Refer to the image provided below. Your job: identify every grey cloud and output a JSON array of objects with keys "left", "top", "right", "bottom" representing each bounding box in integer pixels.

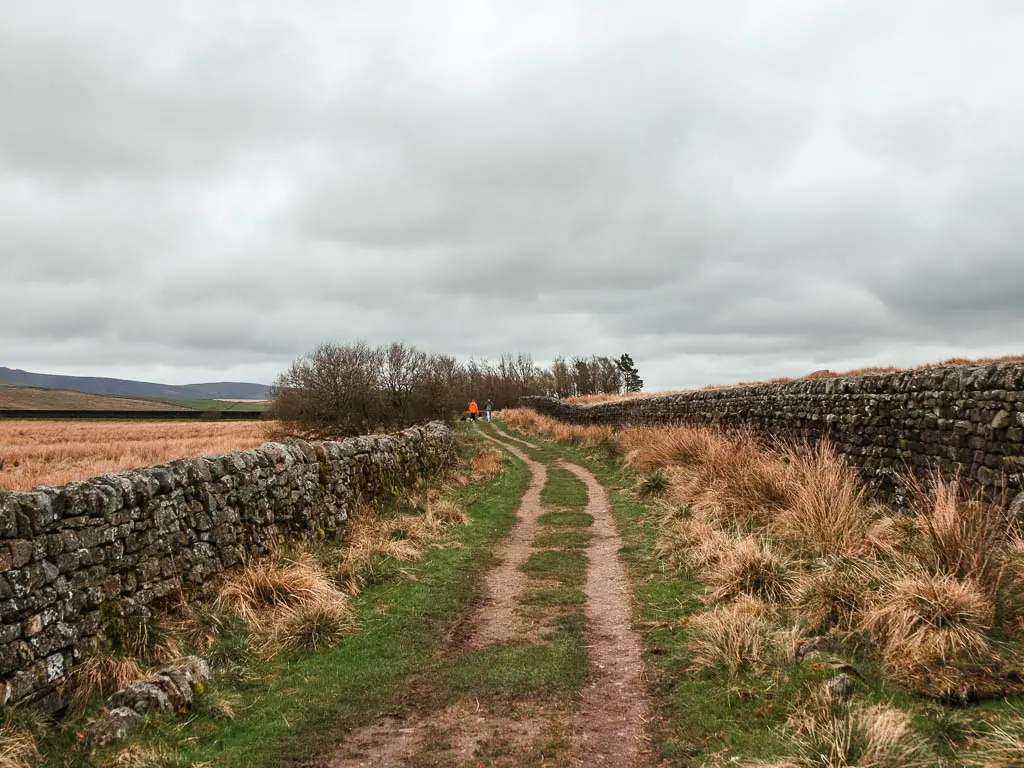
[{"left": 2, "top": 0, "right": 1023, "bottom": 390}]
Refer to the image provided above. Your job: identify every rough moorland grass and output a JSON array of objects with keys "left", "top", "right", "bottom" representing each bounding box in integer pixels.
[
  {"left": 495, "top": 421, "right": 1024, "bottom": 767},
  {"left": 39, "top": 427, "right": 530, "bottom": 768}
]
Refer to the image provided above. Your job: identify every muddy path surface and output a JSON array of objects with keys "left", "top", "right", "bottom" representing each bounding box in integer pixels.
[{"left": 313, "top": 428, "right": 650, "bottom": 767}]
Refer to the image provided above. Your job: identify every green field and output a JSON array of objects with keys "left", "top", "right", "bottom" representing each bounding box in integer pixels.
[{"left": 146, "top": 397, "right": 268, "bottom": 412}]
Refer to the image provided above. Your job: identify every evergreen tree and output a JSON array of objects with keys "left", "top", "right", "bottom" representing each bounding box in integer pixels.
[{"left": 615, "top": 353, "right": 643, "bottom": 393}]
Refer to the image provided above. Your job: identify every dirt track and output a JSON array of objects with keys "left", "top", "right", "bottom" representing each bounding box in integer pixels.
[{"left": 317, "top": 428, "right": 650, "bottom": 767}]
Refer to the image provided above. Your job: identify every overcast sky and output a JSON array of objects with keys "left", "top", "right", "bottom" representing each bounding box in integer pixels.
[{"left": 2, "top": 1, "right": 1023, "bottom": 390}]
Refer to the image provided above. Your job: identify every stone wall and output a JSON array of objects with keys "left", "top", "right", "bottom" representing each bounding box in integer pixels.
[
  {"left": 522, "top": 363, "right": 1024, "bottom": 505},
  {"left": 0, "top": 422, "right": 455, "bottom": 710}
]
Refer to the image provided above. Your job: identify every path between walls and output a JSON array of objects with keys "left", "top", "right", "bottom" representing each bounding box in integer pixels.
[{"left": 314, "top": 428, "right": 650, "bottom": 767}]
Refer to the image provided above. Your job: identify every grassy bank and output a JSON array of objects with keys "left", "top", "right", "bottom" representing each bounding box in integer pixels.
[{"left": 487, "top": 417, "right": 1024, "bottom": 767}]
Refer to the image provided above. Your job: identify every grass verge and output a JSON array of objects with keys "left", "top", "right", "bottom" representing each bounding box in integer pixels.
[
  {"left": 38, "top": 427, "right": 529, "bottom": 768},
  {"left": 494, "top": 417, "right": 1024, "bottom": 767}
]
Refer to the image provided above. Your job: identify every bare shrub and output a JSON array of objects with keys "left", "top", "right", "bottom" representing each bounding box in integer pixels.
[
  {"left": 267, "top": 341, "right": 386, "bottom": 436},
  {"left": 704, "top": 537, "right": 795, "bottom": 604},
  {"left": 268, "top": 342, "right": 567, "bottom": 437}
]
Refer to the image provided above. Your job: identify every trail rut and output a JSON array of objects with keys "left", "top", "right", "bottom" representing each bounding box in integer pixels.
[
  {"left": 472, "top": 433, "right": 547, "bottom": 645},
  {"left": 561, "top": 459, "right": 650, "bottom": 766}
]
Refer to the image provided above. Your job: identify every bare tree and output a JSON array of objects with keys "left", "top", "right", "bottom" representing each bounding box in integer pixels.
[{"left": 267, "top": 341, "right": 384, "bottom": 436}]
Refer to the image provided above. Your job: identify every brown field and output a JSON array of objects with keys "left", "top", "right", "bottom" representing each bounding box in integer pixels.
[
  {"left": 0, "top": 420, "right": 272, "bottom": 492},
  {"left": 0, "top": 384, "right": 180, "bottom": 411},
  {"left": 566, "top": 353, "right": 1024, "bottom": 405}
]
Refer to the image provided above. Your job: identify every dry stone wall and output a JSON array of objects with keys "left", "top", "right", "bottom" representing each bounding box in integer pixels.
[
  {"left": 522, "top": 363, "right": 1024, "bottom": 506},
  {"left": 0, "top": 422, "right": 455, "bottom": 711}
]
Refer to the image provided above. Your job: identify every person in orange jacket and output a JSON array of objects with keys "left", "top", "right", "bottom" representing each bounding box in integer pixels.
[{"left": 468, "top": 400, "right": 479, "bottom": 421}]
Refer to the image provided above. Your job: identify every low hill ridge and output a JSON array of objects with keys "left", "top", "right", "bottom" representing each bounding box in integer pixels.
[{"left": 0, "top": 367, "right": 272, "bottom": 401}]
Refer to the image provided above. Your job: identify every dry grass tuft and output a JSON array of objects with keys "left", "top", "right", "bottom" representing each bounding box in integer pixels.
[
  {"left": 671, "top": 431, "right": 797, "bottom": 532},
  {"left": 336, "top": 509, "right": 425, "bottom": 593},
  {"left": 269, "top": 599, "right": 356, "bottom": 655},
  {"left": 1001, "top": 535, "right": 1024, "bottom": 629},
  {"left": 637, "top": 469, "right": 670, "bottom": 498},
  {"left": 62, "top": 655, "right": 145, "bottom": 716},
  {"left": 686, "top": 596, "right": 782, "bottom": 674},
  {"left": 0, "top": 722, "right": 38, "bottom": 768},
  {"left": 774, "top": 442, "right": 872, "bottom": 557},
  {"left": 426, "top": 493, "right": 469, "bottom": 528},
  {"left": 500, "top": 409, "right": 616, "bottom": 447},
  {"left": 785, "top": 689, "right": 937, "bottom": 767},
  {"left": 865, "top": 514, "right": 919, "bottom": 558},
  {"left": 962, "top": 707, "right": 1024, "bottom": 767},
  {"left": 217, "top": 552, "right": 352, "bottom": 643},
  {"left": 861, "top": 573, "right": 994, "bottom": 696},
  {"left": 472, "top": 448, "right": 504, "bottom": 481},
  {"left": 619, "top": 426, "right": 719, "bottom": 470},
  {"left": 790, "top": 558, "right": 885, "bottom": 635},
  {"left": 704, "top": 537, "right": 795, "bottom": 604},
  {"left": 336, "top": 493, "right": 469, "bottom": 593},
  {"left": 907, "top": 472, "right": 1009, "bottom": 593},
  {"left": 100, "top": 745, "right": 167, "bottom": 768},
  {"left": 655, "top": 512, "right": 735, "bottom": 571},
  {"left": 165, "top": 601, "right": 231, "bottom": 656}
]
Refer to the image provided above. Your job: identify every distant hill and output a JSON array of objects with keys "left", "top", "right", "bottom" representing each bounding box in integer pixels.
[
  {"left": 0, "top": 367, "right": 273, "bottom": 401},
  {"left": 0, "top": 385, "right": 183, "bottom": 411}
]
